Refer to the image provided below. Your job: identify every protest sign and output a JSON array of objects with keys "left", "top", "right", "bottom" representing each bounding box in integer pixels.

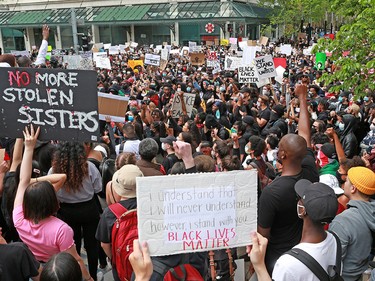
[
  {"left": 137, "top": 170, "right": 258, "bottom": 256},
  {"left": 170, "top": 49, "right": 180, "bottom": 55},
  {"left": 298, "top": 32, "right": 306, "bottom": 39},
  {"left": 130, "top": 42, "right": 139, "bottom": 48},
  {"left": 95, "top": 57, "right": 111, "bottom": 70},
  {"left": 207, "top": 59, "right": 219, "bottom": 68},
  {"left": 188, "top": 41, "right": 197, "bottom": 53},
  {"left": 108, "top": 46, "right": 119, "bottom": 55},
  {"left": 238, "top": 66, "right": 260, "bottom": 84},
  {"left": 145, "top": 54, "right": 161, "bottom": 66},
  {"left": 279, "top": 44, "right": 292, "bottom": 56},
  {"left": 224, "top": 56, "right": 242, "bottom": 71},
  {"left": 93, "top": 52, "right": 107, "bottom": 62},
  {"left": 247, "top": 40, "right": 257, "bottom": 46},
  {"left": 171, "top": 93, "right": 196, "bottom": 118},
  {"left": 315, "top": 52, "right": 326, "bottom": 70},
  {"left": 254, "top": 55, "right": 276, "bottom": 79},
  {"left": 273, "top": 57, "right": 287, "bottom": 69},
  {"left": 93, "top": 43, "right": 104, "bottom": 50},
  {"left": 275, "top": 66, "right": 286, "bottom": 84},
  {"left": 159, "top": 59, "right": 168, "bottom": 71},
  {"left": 10, "top": 50, "right": 29, "bottom": 57},
  {"left": 160, "top": 49, "right": 169, "bottom": 61},
  {"left": 190, "top": 53, "right": 205, "bottom": 66},
  {"left": 229, "top": 38, "right": 238, "bottom": 45},
  {"left": 242, "top": 46, "right": 257, "bottom": 66},
  {"left": 0, "top": 67, "right": 99, "bottom": 142},
  {"left": 259, "top": 36, "right": 269, "bottom": 46},
  {"left": 220, "top": 39, "right": 229, "bottom": 46},
  {"left": 63, "top": 55, "right": 81, "bottom": 70},
  {"left": 98, "top": 93, "right": 129, "bottom": 122},
  {"left": 103, "top": 43, "right": 111, "bottom": 50},
  {"left": 127, "top": 60, "right": 144, "bottom": 69}
]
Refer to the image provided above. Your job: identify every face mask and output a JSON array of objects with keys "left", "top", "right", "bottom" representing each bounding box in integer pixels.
[
  {"left": 162, "top": 73, "right": 167, "bottom": 77},
  {"left": 338, "top": 122, "right": 345, "bottom": 131},
  {"left": 128, "top": 115, "right": 134, "bottom": 122},
  {"left": 256, "top": 101, "right": 261, "bottom": 108},
  {"left": 295, "top": 107, "right": 300, "bottom": 113},
  {"left": 364, "top": 97, "right": 369, "bottom": 102},
  {"left": 370, "top": 124, "right": 375, "bottom": 131},
  {"left": 297, "top": 203, "right": 305, "bottom": 219},
  {"left": 186, "top": 87, "right": 191, "bottom": 92},
  {"left": 215, "top": 110, "right": 221, "bottom": 119},
  {"left": 311, "top": 127, "right": 317, "bottom": 135},
  {"left": 211, "top": 150, "right": 216, "bottom": 159},
  {"left": 220, "top": 87, "right": 226, "bottom": 92},
  {"left": 338, "top": 96, "right": 343, "bottom": 102},
  {"left": 336, "top": 170, "right": 346, "bottom": 185},
  {"left": 161, "top": 143, "right": 168, "bottom": 151}
]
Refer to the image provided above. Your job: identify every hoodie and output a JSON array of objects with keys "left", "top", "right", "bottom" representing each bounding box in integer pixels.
[
  {"left": 339, "top": 114, "right": 358, "bottom": 158},
  {"left": 329, "top": 200, "right": 375, "bottom": 281}
]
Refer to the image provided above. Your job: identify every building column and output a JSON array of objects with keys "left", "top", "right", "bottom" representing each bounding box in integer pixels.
[
  {"left": 173, "top": 22, "right": 179, "bottom": 45},
  {"left": 0, "top": 29, "right": 4, "bottom": 54},
  {"left": 130, "top": 24, "right": 135, "bottom": 42},
  {"left": 24, "top": 27, "right": 36, "bottom": 52},
  {"left": 55, "top": 26, "right": 62, "bottom": 49},
  {"left": 91, "top": 24, "right": 100, "bottom": 43},
  {"left": 258, "top": 24, "right": 261, "bottom": 39}
]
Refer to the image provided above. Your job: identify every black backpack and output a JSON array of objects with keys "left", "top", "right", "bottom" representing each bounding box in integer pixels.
[{"left": 284, "top": 231, "right": 344, "bottom": 281}]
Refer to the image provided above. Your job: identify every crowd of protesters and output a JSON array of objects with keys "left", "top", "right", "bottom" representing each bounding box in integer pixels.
[{"left": 0, "top": 24, "right": 375, "bottom": 281}]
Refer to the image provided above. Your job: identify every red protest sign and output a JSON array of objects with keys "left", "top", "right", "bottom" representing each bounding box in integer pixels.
[{"left": 273, "top": 58, "right": 287, "bottom": 69}]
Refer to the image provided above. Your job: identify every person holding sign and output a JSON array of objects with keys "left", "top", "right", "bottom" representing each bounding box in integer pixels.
[
  {"left": 12, "top": 125, "right": 93, "bottom": 281},
  {"left": 257, "top": 83, "right": 319, "bottom": 274}
]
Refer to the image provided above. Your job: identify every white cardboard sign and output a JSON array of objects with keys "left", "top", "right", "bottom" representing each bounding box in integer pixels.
[
  {"left": 254, "top": 55, "right": 276, "bottom": 79},
  {"left": 145, "top": 54, "right": 161, "bottom": 66},
  {"left": 137, "top": 170, "right": 258, "bottom": 256},
  {"left": 238, "top": 65, "right": 260, "bottom": 84},
  {"left": 171, "top": 93, "right": 196, "bottom": 118},
  {"left": 279, "top": 44, "right": 292, "bottom": 56},
  {"left": 95, "top": 57, "right": 111, "bottom": 70},
  {"left": 224, "top": 56, "right": 243, "bottom": 71}
]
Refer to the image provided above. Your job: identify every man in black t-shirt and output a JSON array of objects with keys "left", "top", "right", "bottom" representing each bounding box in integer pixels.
[
  {"left": 256, "top": 95, "right": 271, "bottom": 132},
  {"left": 257, "top": 83, "right": 319, "bottom": 274}
]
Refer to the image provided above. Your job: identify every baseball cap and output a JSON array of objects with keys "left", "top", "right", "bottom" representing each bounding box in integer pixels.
[
  {"left": 320, "top": 143, "right": 337, "bottom": 160},
  {"left": 319, "top": 174, "right": 344, "bottom": 195},
  {"left": 295, "top": 179, "right": 338, "bottom": 224},
  {"left": 112, "top": 165, "right": 144, "bottom": 198},
  {"left": 160, "top": 136, "right": 177, "bottom": 145}
]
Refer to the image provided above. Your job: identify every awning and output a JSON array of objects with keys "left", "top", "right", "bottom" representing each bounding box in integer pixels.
[{"left": 0, "top": 1, "right": 272, "bottom": 27}]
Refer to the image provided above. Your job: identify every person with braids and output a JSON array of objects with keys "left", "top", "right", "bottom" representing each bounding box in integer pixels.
[{"left": 50, "top": 142, "right": 102, "bottom": 281}]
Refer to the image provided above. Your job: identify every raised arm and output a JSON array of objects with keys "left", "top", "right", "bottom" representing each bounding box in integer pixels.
[
  {"left": 34, "top": 25, "right": 49, "bottom": 66},
  {"left": 325, "top": 128, "right": 346, "bottom": 163},
  {"left": 295, "top": 84, "right": 311, "bottom": 148},
  {"left": 13, "top": 125, "right": 40, "bottom": 209},
  {"left": 30, "top": 173, "right": 67, "bottom": 192},
  {"left": 10, "top": 138, "right": 24, "bottom": 172}
]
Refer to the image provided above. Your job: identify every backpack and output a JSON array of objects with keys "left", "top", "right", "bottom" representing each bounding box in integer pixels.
[
  {"left": 208, "top": 249, "right": 237, "bottom": 281},
  {"left": 109, "top": 203, "right": 138, "bottom": 281},
  {"left": 284, "top": 231, "right": 344, "bottom": 281},
  {"left": 153, "top": 258, "right": 204, "bottom": 281},
  {"left": 99, "top": 157, "right": 116, "bottom": 196}
]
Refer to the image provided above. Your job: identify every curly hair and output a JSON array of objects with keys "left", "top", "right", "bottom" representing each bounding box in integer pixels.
[{"left": 52, "top": 142, "right": 88, "bottom": 193}]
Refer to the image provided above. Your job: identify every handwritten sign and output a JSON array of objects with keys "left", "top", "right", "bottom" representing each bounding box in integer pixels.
[
  {"left": 128, "top": 60, "right": 144, "bottom": 69},
  {"left": 171, "top": 93, "right": 196, "bottom": 118},
  {"left": 145, "top": 54, "right": 161, "bottom": 66},
  {"left": 238, "top": 66, "right": 260, "bottom": 84},
  {"left": 224, "top": 56, "right": 242, "bottom": 71},
  {"left": 95, "top": 57, "right": 111, "bottom": 70},
  {"left": 190, "top": 53, "right": 205, "bottom": 66},
  {"left": 254, "top": 55, "right": 276, "bottom": 79},
  {"left": 136, "top": 170, "right": 258, "bottom": 256},
  {"left": 279, "top": 44, "right": 292, "bottom": 56},
  {"left": 98, "top": 93, "right": 129, "bottom": 122},
  {"left": 0, "top": 67, "right": 99, "bottom": 141},
  {"left": 188, "top": 41, "right": 197, "bottom": 53}
]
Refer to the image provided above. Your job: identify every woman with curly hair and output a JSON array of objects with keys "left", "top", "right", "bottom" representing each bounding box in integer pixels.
[{"left": 50, "top": 142, "right": 102, "bottom": 281}]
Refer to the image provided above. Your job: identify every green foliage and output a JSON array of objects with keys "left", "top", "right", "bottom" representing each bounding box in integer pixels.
[{"left": 314, "top": 0, "right": 375, "bottom": 96}]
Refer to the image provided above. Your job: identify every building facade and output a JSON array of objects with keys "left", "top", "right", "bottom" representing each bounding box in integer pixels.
[{"left": 0, "top": 0, "right": 271, "bottom": 53}]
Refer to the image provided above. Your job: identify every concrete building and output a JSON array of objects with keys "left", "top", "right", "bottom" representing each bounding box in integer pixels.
[{"left": 0, "top": 0, "right": 271, "bottom": 53}]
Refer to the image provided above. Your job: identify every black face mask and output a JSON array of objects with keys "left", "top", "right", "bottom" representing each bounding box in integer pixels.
[
  {"left": 311, "top": 127, "right": 317, "bottom": 135},
  {"left": 336, "top": 170, "right": 346, "bottom": 185}
]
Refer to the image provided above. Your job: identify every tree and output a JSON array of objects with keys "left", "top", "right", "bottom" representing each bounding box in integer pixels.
[{"left": 314, "top": 0, "right": 375, "bottom": 96}]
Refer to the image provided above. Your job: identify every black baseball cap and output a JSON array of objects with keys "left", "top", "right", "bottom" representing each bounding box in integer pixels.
[
  {"left": 160, "top": 136, "right": 177, "bottom": 145},
  {"left": 295, "top": 179, "right": 338, "bottom": 224}
]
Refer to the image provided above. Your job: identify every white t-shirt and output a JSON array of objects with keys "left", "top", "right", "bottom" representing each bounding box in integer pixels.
[
  {"left": 272, "top": 232, "right": 338, "bottom": 281},
  {"left": 115, "top": 139, "right": 141, "bottom": 159}
]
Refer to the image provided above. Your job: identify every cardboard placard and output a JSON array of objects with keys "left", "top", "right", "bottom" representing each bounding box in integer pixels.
[
  {"left": 214, "top": 39, "right": 219, "bottom": 46},
  {"left": 298, "top": 32, "right": 306, "bottom": 39},
  {"left": 220, "top": 39, "right": 229, "bottom": 46},
  {"left": 224, "top": 56, "right": 242, "bottom": 71},
  {"left": 238, "top": 65, "right": 260, "bottom": 84},
  {"left": 259, "top": 36, "right": 269, "bottom": 46},
  {"left": 93, "top": 52, "right": 107, "bottom": 62},
  {"left": 160, "top": 49, "right": 169, "bottom": 61},
  {"left": 171, "top": 93, "right": 196, "bottom": 118},
  {"left": 190, "top": 53, "right": 205, "bottom": 66},
  {"left": 95, "top": 57, "right": 111, "bottom": 70},
  {"left": 0, "top": 67, "right": 99, "bottom": 141},
  {"left": 108, "top": 46, "right": 119, "bottom": 55},
  {"left": 159, "top": 59, "right": 168, "bottom": 71},
  {"left": 98, "top": 93, "right": 129, "bottom": 122},
  {"left": 254, "top": 55, "right": 276, "bottom": 79},
  {"left": 229, "top": 38, "right": 238, "bottom": 45},
  {"left": 136, "top": 170, "right": 258, "bottom": 256},
  {"left": 103, "top": 43, "right": 111, "bottom": 50},
  {"left": 188, "top": 41, "right": 197, "bottom": 53},
  {"left": 130, "top": 42, "right": 139, "bottom": 48},
  {"left": 279, "top": 44, "right": 292, "bottom": 56},
  {"left": 127, "top": 60, "right": 144, "bottom": 70},
  {"left": 242, "top": 46, "right": 257, "bottom": 66},
  {"left": 10, "top": 50, "right": 29, "bottom": 57},
  {"left": 247, "top": 40, "right": 257, "bottom": 46},
  {"left": 145, "top": 54, "right": 161, "bottom": 66}
]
